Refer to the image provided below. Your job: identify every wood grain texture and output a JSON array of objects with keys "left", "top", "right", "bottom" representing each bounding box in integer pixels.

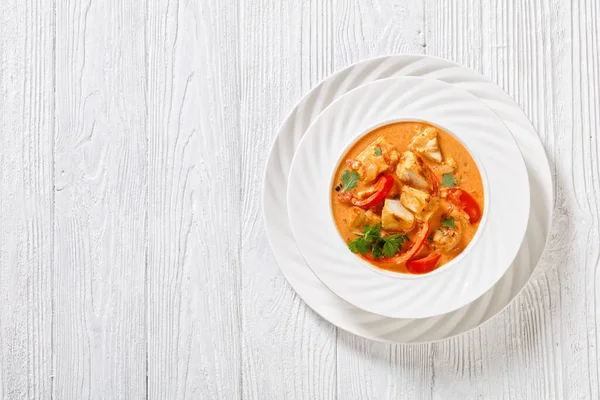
[
  {"left": 0, "top": 0, "right": 53, "bottom": 398},
  {"left": 0, "top": 0, "right": 598, "bottom": 398},
  {"left": 239, "top": 1, "right": 337, "bottom": 399},
  {"left": 54, "top": 0, "right": 147, "bottom": 397},
  {"left": 146, "top": 1, "right": 241, "bottom": 398},
  {"left": 331, "top": 1, "right": 433, "bottom": 399},
  {"left": 425, "top": 0, "right": 599, "bottom": 398},
  {"left": 333, "top": 0, "right": 425, "bottom": 70}
]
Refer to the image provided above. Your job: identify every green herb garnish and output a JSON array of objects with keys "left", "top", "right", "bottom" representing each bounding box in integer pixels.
[
  {"left": 348, "top": 236, "right": 371, "bottom": 254},
  {"left": 348, "top": 225, "right": 379, "bottom": 255},
  {"left": 374, "top": 147, "right": 383, "bottom": 156},
  {"left": 348, "top": 224, "right": 409, "bottom": 259},
  {"left": 340, "top": 170, "right": 360, "bottom": 192},
  {"left": 441, "top": 216, "right": 456, "bottom": 229},
  {"left": 381, "top": 233, "right": 407, "bottom": 258},
  {"left": 441, "top": 173, "right": 458, "bottom": 188},
  {"left": 362, "top": 223, "right": 381, "bottom": 242}
]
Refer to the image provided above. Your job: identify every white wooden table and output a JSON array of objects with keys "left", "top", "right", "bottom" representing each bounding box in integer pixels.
[{"left": 0, "top": 0, "right": 598, "bottom": 398}]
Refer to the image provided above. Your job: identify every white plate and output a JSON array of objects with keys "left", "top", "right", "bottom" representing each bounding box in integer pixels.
[
  {"left": 263, "top": 55, "right": 552, "bottom": 342},
  {"left": 287, "top": 77, "right": 530, "bottom": 319}
]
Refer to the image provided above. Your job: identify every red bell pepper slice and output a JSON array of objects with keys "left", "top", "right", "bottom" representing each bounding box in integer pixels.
[
  {"left": 350, "top": 174, "right": 395, "bottom": 209},
  {"left": 445, "top": 188, "right": 482, "bottom": 223},
  {"left": 366, "top": 222, "right": 430, "bottom": 264},
  {"left": 406, "top": 252, "right": 441, "bottom": 274}
]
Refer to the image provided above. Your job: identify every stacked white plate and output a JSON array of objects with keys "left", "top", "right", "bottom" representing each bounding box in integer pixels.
[{"left": 262, "top": 55, "right": 553, "bottom": 344}]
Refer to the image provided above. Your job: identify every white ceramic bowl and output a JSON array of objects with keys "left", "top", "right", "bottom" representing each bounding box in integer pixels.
[
  {"left": 287, "top": 77, "right": 530, "bottom": 319},
  {"left": 263, "top": 54, "right": 552, "bottom": 343}
]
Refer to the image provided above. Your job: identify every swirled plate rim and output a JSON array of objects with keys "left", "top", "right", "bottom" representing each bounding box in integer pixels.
[
  {"left": 287, "top": 76, "right": 530, "bottom": 319},
  {"left": 262, "top": 54, "right": 553, "bottom": 343}
]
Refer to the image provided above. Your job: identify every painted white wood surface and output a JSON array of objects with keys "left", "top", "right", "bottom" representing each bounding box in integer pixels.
[
  {"left": 53, "top": 1, "right": 147, "bottom": 397},
  {"left": 146, "top": 1, "right": 241, "bottom": 398},
  {"left": 239, "top": 1, "right": 337, "bottom": 399},
  {"left": 0, "top": 0, "right": 598, "bottom": 398},
  {"left": 0, "top": 1, "right": 53, "bottom": 398}
]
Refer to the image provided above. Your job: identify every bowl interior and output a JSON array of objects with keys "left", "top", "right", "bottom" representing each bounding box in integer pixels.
[{"left": 327, "top": 117, "right": 490, "bottom": 280}]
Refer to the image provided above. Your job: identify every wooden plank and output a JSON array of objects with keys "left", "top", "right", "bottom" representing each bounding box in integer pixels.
[
  {"left": 333, "top": 0, "right": 426, "bottom": 71},
  {"left": 563, "top": 0, "right": 600, "bottom": 397},
  {"left": 331, "top": 1, "right": 432, "bottom": 399},
  {"left": 0, "top": 0, "right": 53, "bottom": 398},
  {"left": 146, "top": 1, "right": 241, "bottom": 398},
  {"left": 53, "top": 1, "right": 147, "bottom": 397},
  {"left": 426, "top": 0, "right": 600, "bottom": 398},
  {"left": 239, "top": 1, "right": 337, "bottom": 398}
]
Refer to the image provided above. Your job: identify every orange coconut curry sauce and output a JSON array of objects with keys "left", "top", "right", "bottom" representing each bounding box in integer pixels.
[{"left": 331, "top": 121, "right": 484, "bottom": 274}]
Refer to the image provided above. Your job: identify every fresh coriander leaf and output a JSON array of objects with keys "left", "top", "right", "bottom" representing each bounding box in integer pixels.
[
  {"left": 374, "top": 147, "right": 383, "bottom": 156},
  {"left": 379, "top": 234, "right": 409, "bottom": 258},
  {"left": 371, "top": 245, "right": 384, "bottom": 260},
  {"left": 441, "top": 216, "right": 456, "bottom": 229},
  {"left": 441, "top": 173, "right": 458, "bottom": 188},
  {"left": 382, "top": 238, "right": 401, "bottom": 257},
  {"left": 341, "top": 170, "right": 360, "bottom": 192},
  {"left": 349, "top": 223, "right": 409, "bottom": 259},
  {"left": 393, "top": 194, "right": 400, "bottom": 199},
  {"left": 348, "top": 237, "right": 370, "bottom": 254},
  {"left": 362, "top": 224, "right": 381, "bottom": 242}
]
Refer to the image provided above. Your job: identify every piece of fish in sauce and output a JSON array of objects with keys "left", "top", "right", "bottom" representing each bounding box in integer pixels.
[{"left": 356, "top": 137, "right": 399, "bottom": 183}]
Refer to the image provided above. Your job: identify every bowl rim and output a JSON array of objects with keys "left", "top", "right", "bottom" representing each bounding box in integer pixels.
[
  {"left": 263, "top": 53, "right": 548, "bottom": 339},
  {"left": 287, "top": 75, "right": 531, "bottom": 319}
]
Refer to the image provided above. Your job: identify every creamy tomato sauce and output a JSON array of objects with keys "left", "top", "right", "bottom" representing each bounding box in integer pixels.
[{"left": 331, "top": 121, "right": 484, "bottom": 274}]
